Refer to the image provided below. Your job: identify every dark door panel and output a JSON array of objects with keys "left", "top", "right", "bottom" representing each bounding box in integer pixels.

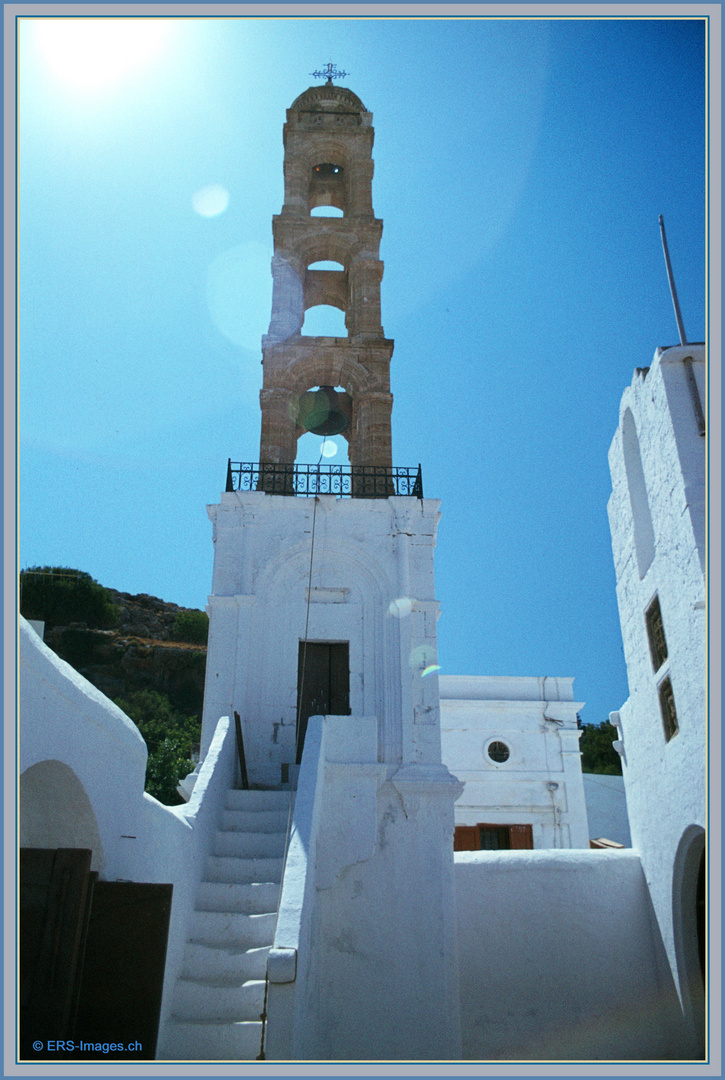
[
  {"left": 296, "top": 642, "right": 350, "bottom": 763},
  {"left": 72, "top": 881, "right": 173, "bottom": 1059}
]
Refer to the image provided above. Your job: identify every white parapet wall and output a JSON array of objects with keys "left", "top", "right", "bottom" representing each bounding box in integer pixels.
[
  {"left": 265, "top": 713, "right": 463, "bottom": 1061},
  {"left": 19, "top": 615, "right": 244, "bottom": 1057},
  {"left": 19, "top": 614, "right": 149, "bottom": 877},
  {"left": 455, "top": 849, "right": 697, "bottom": 1060},
  {"left": 440, "top": 675, "right": 590, "bottom": 849}
]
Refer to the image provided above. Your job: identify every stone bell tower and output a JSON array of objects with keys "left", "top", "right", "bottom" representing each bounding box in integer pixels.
[
  {"left": 259, "top": 80, "right": 393, "bottom": 471},
  {"left": 200, "top": 75, "right": 462, "bottom": 1059}
]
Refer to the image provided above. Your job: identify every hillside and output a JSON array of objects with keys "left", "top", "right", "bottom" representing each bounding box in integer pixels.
[{"left": 33, "top": 584, "right": 207, "bottom": 723}]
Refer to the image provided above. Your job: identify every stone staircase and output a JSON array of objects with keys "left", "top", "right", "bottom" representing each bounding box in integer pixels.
[{"left": 159, "top": 789, "right": 291, "bottom": 1061}]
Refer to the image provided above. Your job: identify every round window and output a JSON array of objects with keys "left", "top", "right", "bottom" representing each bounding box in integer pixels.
[{"left": 487, "top": 740, "right": 510, "bottom": 764}]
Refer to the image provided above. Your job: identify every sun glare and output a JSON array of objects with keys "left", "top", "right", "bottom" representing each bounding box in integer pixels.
[{"left": 32, "top": 18, "right": 170, "bottom": 90}]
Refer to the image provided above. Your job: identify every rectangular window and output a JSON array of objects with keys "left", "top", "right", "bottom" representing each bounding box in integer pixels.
[
  {"left": 479, "top": 826, "right": 511, "bottom": 850},
  {"left": 659, "top": 676, "right": 679, "bottom": 742},
  {"left": 645, "top": 595, "right": 668, "bottom": 671},
  {"left": 454, "top": 824, "right": 533, "bottom": 851}
]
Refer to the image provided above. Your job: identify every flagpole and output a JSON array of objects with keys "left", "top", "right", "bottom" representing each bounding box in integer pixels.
[{"left": 659, "top": 215, "right": 688, "bottom": 346}]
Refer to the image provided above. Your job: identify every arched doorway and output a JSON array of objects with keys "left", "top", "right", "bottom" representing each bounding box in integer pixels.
[
  {"left": 672, "top": 825, "right": 706, "bottom": 1057},
  {"left": 20, "top": 759, "right": 105, "bottom": 872}
]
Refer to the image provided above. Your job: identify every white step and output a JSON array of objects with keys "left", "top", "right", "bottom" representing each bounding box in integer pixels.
[
  {"left": 205, "top": 855, "right": 283, "bottom": 885},
  {"left": 226, "top": 789, "right": 292, "bottom": 811},
  {"left": 220, "top": 808, "right": 290, "bottom": 833},
  {"left": 196, "top": 881, "right": 279, "bottom": 915},
  {"left": 173, "top": 976, "right": 266, "bottom": 1022},
  {"left": 181, "top": 943, "right": 270, "bottom": 982},
  {"left": 190, "top": 910, "right": 276, "bottom": 948},
  {"left": 158, "top": 785, "right": 288, "bottom": 1061},
  {"left": 158, "top": 1019, "right": 263, "bottom": 1061},
  {"left": 214, "top": 830, "right": 286, "bottom": 859}
]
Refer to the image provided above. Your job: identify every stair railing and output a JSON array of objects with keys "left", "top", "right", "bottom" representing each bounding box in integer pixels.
[{"left": 233, "top": 711, "right": 249, "bottom": 790}]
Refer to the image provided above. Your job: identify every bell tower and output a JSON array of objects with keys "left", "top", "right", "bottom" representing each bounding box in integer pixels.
[
  {"left": 259, "top": 80, "right": 393, "bottom": 471},
  {"left": 200, "top": 75, "right": 463, "bottom": 1060}
]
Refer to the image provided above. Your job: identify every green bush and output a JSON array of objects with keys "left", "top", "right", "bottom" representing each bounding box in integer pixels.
[
  {"left": 172, "top": 608, "right": 209, "bottom": 644},
  {"left": 114, "top": 689, "right": 201, "bottom": 805},
  {"left": 20, "top": 566, "right": 119, "bottom": 630},
  {"left": 579, "top": 720, "right": 622, "bottom": 775}
]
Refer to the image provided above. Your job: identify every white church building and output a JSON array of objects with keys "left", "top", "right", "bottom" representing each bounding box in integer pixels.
[{"left": 18, "top": 80, "right": 708, "bottom": 1064}]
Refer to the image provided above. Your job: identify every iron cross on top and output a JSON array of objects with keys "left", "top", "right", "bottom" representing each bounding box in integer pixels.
[{"left": 311, "top": 62, "right": 349, "bottom": 84}]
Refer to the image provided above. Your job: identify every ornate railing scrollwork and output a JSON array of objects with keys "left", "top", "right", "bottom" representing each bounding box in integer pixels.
[{"left": 225, "top": 461, "right": 423, "bottom": 499}]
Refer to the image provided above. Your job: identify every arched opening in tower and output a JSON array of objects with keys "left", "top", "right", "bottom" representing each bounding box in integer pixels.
[
  {"left": 308, "top": 260, "right": 344, "bottom": 271},
  {"left": 309, "top": 161, "right": 346, "bottom": 215},
  {"left": 301, "top": 304, "right": 347, "bottom": 337},
  {"left": 295, "top": 385, "right": 351, "bottom": 467},
  {"left": 296, "top": 430, "right": 351, "bottom": 467},
  {"left": 310, "top": 205, "right": 344, "bottom": 217}
]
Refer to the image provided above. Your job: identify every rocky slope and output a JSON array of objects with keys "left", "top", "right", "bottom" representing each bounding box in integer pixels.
[{"left": 42, "top": 588, "right": 207, "bottom": 720}]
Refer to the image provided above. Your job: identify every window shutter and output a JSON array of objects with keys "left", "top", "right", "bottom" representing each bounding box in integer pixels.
[
  {"left": 509, "top": 824, "right": 534, "bottom": 849},
  {"left": 453, "top": 825, "right": 479, "bottom": 851}
]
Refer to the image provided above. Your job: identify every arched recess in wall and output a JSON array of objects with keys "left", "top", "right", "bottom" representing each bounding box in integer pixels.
[
  {"left": 19, "top": 759, "right": 105, "bottom": 874},
  {"left": 279, "top": 353, "right": 380, "bottom": 399},
  {"left": 622, "top": 408, "right": 656, "bottom": 578},
  {"left": 254, "top": 539, "right": 396, "bottom": 754},
  {"left": 672, "top": 824, "right": 706, "bottom": 1056}
]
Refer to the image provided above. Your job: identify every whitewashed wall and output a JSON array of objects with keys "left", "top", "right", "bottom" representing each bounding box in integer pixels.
[
  {"left": 202, "top": 492, "right": 444, "bottom": 779},
  {"left": 607, "top": 345, "right": 707, "bottom": 1049},
  {"left": 265, "top": 713, "right": 463, "bottom": 1060},
  {"left": 19, "top": 617, "right": 236, "bottom": 1053},
  {"left": 19, "top": 616, "right": 149, "bottom": 877},
  {"left": 582, "top": 772, "right": 631, "bottom": 845},
  {"left": 440, "top": 675, "right": 589, "bottom": 848},
  {"left": 455, "top": 849, "right": 696, "bottom": 1060}
]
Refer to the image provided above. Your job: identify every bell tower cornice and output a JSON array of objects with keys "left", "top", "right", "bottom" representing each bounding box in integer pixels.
[{"left": 287, "top": 84, "right": 372, "bottom": 125}]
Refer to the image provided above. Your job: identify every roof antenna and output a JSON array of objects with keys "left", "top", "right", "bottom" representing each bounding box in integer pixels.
[{"left": 659, "top": 214, "right": 688, "bottom": 346}]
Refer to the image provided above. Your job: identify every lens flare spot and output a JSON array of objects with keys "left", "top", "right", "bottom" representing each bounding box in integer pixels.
[
  {"left": 320, "top": 439, "right": 338, "bottom": 458},
  {"left": 388, "top": 597, "right": 413, "bottom": 618},
  {"left": 409, "top": 644, "right": 438, "bottom": 671},
  {"left": 206, "top": 242, "right": 273, "bottom": 351},
  {"left": 193, "top": 184, "right": 229, "bottom": 218},
  {"left": 421, "top": 665, "right": 441, "bottom": 677}
]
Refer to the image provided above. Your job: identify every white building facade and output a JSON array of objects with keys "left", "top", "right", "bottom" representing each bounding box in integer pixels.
[
  {"left": 607, "top": 342, "right": 707, "bottom": 1054},
  {"left": 439, "top": 674, "right": 590, "bottom": 850}
]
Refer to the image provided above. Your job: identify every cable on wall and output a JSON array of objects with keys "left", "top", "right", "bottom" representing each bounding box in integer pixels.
[{"left": 258, "top": 452, "right": 324, "bottom": 1059}]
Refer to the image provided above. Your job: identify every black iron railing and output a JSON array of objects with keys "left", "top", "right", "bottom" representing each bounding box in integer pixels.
[{"left": 225, "top": 461, "right": 423, "bottom": 499}]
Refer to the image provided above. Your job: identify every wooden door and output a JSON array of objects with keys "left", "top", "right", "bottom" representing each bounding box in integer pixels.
[
  {"left": 20, "top": 852, "right": 172, "bottom": 1061},
  {"left": 72, "top": 881, "right": 173, "bottom": 1058},
  {"left": 296, "top": 642, "right": 349, "bottom": 763},
  {"left": 20, "top": 848, "right": 94, "bottom": 1057}
]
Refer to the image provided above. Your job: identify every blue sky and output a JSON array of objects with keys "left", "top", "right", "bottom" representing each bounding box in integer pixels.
[{"left": 17, "top": 14, "right": 708, "bottom": 725}]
